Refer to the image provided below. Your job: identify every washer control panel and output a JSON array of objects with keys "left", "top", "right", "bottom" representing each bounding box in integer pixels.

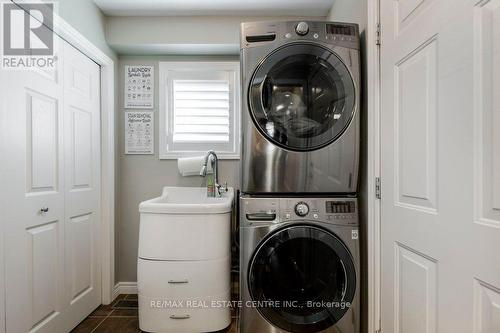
[
  {"left": 294, "top": 201, "right": 310, "bottom": 216},
  {"left": 281, "top": 198, "right": 357, "bottom": 225},
  {"left": 241, "top": 196, "right": 358, "bottom": 226},
  {"left": 295, "top": 21, "right": 309, "bottom": 36}
]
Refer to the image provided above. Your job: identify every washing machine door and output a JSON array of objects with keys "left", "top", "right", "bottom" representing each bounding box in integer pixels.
[
  {"left": 248, "top": 43, "right": 356, "bottom": 152},
  {"left": 248, "top": 224, "right": 356, "bottom": 333}
]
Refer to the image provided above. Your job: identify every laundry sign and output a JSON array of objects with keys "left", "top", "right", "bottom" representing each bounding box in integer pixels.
[
  {"left": 125, "top": 111, "right": 154, "bottom": 154},
  {"left": 125, "top": 65, "right": 154, "bottom": 108}
]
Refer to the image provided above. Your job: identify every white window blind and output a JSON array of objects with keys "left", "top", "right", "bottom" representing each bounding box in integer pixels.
[
  {"left": 159, "top": 62, "right": 240, "bottom": 159},
  {"left": 172, "top": 80, "right": 230, "bottom": 143}
]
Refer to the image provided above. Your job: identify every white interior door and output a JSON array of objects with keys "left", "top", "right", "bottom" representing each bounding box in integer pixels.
[
  {"left": 380, "top": 0, "right": 500, "bottom": 332},
  {"left": 1, "top": 34, "right": 101, "bottom": 332},
  {"left": 62, "top": 38, "right": 102, "bottom": 330},
  {"left": 2, "top": 31, "right": 66, "bottom": 333}
]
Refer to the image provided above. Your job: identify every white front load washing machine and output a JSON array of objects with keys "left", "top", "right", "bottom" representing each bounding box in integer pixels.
[
  {"left": 240, "top": 195, "right": 360, "bottom": 333},
  {"left": 240, "top": 21, "right": 361, "bottom": 194}
]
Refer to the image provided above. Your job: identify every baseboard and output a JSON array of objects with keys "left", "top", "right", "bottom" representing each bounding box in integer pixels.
[{"left": 113, "top": 281, "right": 137, "bottom": 300}]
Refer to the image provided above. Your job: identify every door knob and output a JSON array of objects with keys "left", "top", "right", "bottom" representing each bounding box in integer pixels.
[{"left": 40, "top": 207, "right": 49, "bottom": 213}]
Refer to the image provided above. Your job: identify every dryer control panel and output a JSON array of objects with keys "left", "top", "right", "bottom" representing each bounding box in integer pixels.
[
  {"left": 240, "top": 21, "right": 360, "bottom": 50},
  {"left": 240, "top": 195, "right": 358, "bottom": 226}
]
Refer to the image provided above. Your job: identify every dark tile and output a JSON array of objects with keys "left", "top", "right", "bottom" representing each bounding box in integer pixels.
[
  {"left": 110, "top": 308, "right": 139, "bottom": 317},
  {"left": 89, "top": 294, "right": 128, "bottom": 317},
  {"left": 93, "top": 317, "right": 141, "bottom": 333},
  {"left": 89, "top": 304, "right": 114, "bottom": 317},
  {"left": 113, "top": 299, "right": 138, "bottom": 309},
  {"left": 213, "top": 320, "right": 237, "bottom": 333},
  {"left": 76, "top": 294, "right": 238, "bottom": 333},
  {"left": 70, "top": 317, "right": 104, "bottom": 332},
  {"left": 110, "top": 294, "right": 128, "bottom": 304},
  {"left": 230, "top": 305, "right": 240, "bottom": 319}
]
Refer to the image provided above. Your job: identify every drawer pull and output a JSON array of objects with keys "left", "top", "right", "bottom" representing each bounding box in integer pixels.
[
  {"left": 170, "top": 314, "right": 190, "bottom": 320},
  {"left": 168, "top": 279, "right": 189, "bottom": 284}
]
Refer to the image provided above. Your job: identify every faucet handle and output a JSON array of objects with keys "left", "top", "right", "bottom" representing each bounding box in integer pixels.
[{"left": 217, "top": 181, "right": 228, "bottom": 195}]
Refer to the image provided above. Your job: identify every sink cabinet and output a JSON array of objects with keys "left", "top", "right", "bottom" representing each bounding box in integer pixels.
[{"left": 137, "top": 187, "right": 233, "bottom": 333}]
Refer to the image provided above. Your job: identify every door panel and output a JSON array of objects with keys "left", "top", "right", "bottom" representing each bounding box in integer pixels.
[
  {"left": 394, "top": 244, "right": 437, "bottom": 333},
  {"left": 381, "top": 0, "right": 500, "bottom": 332},
  {"left": 476, "top": 0, "right": 500, "bottom": 224},
  {"left": 63, "top": 40, "right": 101, "bottom": 330},
  {"left": 68, "top": 214, "right": 93, "bottom": 302},
  {"left": 397, "top": 0, "right": 436, "bottom": 34},
  {"left": 27, "top": 92, "right": 60, "bottom": 193},
  {"left": 28, "top": 221, "right": 60, "bottom": 329},
  {"left": 71, "top": 108, "right": 93, "bottom": 189},
  {"left": 395, "top": 38, "right": 437, "bottom": 211},
  {"left": 2, "top": 35, "right": 101, "bottom": 332},
  {"left": 3, "top": 45, "right": 66, "bottom": 333},
  {"left": 473, "top": 279, "right": 500, "bottom": 333}
]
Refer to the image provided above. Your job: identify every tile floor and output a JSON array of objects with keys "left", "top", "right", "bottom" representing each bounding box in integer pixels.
[{"left": 71, "top": 294, "right": 238, "bottom": 333}]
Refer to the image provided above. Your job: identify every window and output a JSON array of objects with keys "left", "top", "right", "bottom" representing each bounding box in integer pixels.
[{"left": 159, "top": 62, "right": 240, "bottom": 159}]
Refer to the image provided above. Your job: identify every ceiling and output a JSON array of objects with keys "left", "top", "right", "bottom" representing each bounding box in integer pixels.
[{"left": 93, "top": 0, "right": 334, "bottom": 17}]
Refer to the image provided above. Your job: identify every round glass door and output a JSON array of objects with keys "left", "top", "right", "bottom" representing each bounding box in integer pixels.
[
  {"left": 249, "top": 43, "right": 356, "bottom": 151},
  {"left": 248, "top": 225, "right": 356, "bottom": 333}
]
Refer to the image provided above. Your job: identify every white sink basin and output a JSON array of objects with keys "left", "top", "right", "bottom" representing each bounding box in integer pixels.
[
  {"left": 138, "top": 186, "right": 234, "bottom": 261},
  {"left": 139, "top": 186, "right": 234, "bottom": 214}
]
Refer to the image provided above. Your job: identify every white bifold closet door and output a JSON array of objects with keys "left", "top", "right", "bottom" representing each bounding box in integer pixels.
[
  {"left": 380, "top": 0, "right": 500, "bottom": 332},
  {"left": 1, "top": 33, "right": 101, "bottom": 332}
]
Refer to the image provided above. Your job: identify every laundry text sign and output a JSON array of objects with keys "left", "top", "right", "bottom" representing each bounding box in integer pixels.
[
  {"left": 125, "top": 111, "right": 154, "bottom": 154},
  {"left": 125, "top": 65, "right": 154, "bottom": 108}
]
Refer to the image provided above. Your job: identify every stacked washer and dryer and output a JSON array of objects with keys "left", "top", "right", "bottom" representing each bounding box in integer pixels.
[{"left": 239, "top": 21, "right": 361, "bottom": 333}]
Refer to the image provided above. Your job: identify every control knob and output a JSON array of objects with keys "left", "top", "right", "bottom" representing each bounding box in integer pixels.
[
  {"left": 295, "top": 202, "right": 309, "bottom": 217},
  {"left": 295, "top": 22, "right": 309, "bottom": 36}
]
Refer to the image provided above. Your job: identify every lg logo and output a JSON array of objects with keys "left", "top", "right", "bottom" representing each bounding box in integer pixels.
[{"left": 2, "top": 3, "right": 54, "bottom": 56}]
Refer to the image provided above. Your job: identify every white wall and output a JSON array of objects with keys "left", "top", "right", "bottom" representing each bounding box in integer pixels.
[
  {"left": 327, "top": 0, "right": 367, "bottom": 31},
  {"left": 54, "top": 0, "right": 117, "bottom": 60},
  {"left": 106, "top": 15, "right": 324, "bottom": 55}
]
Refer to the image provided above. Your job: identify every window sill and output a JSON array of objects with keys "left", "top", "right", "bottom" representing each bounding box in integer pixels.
[{"left": 159, "top": 152, "right": 240, "bottom": 160}]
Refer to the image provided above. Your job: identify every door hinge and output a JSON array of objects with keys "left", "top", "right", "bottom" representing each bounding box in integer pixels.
[
  {"left": 376, "top": 23, "right": 381, "bottom": 46},
  {"left": 375, "top": 177, "right": 381, "bottom": 199}
]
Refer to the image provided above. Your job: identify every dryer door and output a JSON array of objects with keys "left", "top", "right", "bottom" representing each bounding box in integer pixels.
[
  {"left": 248, "top": 224, "right": 356, "bottom": 333},
  {"left": 248, "top": 43, "right": 356, "bottom": 152}
]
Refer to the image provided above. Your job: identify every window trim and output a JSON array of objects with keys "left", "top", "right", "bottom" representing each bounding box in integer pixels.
[{"left": 159, "top": 61, "right": 241, "bottom": 160}]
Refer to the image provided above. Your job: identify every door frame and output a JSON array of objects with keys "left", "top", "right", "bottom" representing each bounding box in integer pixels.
[
  {"left": 366, "top": 0, "right": 382, "bottom": 332},
  {"left": 6, "top": 1, "right": 117, "bottom": 306}
]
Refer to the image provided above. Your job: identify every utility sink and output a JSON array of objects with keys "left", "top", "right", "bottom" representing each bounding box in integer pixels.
[
  {"left": 138, "top": 186, "right": 233, "bottom": 332},
  {"left": 139, "top": 186, "right": 234, "bottom": 214},
  {"left": 138, "top": 186, "right": 234, "bottom": 261}
]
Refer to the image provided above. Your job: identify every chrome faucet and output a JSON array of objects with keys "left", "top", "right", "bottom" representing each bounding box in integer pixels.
[{"left": 200, "top": 150, "right": 228, "bottom": 197}]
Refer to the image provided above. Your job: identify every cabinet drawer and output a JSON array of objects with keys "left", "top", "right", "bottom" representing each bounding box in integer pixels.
[
  {"left": 139, "top": 212, "right": 231, "bottom": 260},
  {"left": 138, "top": 292, "right": 231, "bottom": 333},
  {"left": 138, "top": 257, "right": 230, "bottom": 298}
]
